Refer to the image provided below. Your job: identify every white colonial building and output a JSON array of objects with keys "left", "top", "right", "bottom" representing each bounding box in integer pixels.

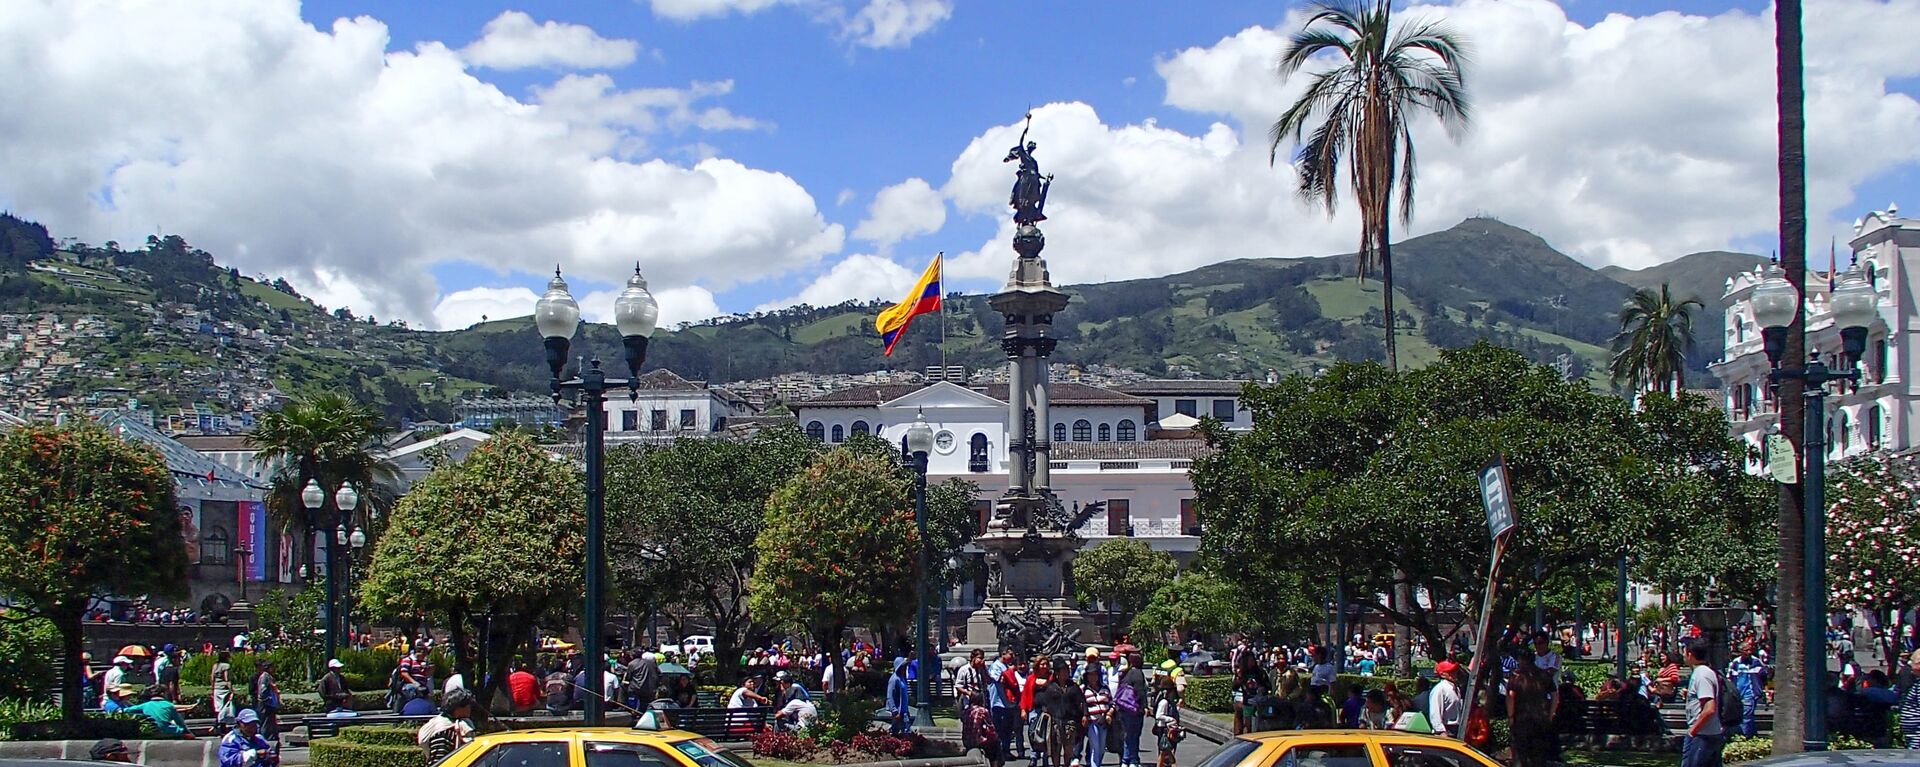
[
  {"left": 601, "top": 369, "right": 758, "bottom": 443},
  {"left": 1711, "top": 205, "right": 1919, "bottom": 466},
  {"left": 791, "top": 378, "right": 1211, "bottom": 568}
]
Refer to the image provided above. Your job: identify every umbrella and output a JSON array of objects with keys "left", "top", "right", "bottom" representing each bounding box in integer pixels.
[
  {"left": 658, "top": 662, "right": 692, "bottom": 676},
  {"left": 117, "top": 645, "right": 151, "bottom": 658}
]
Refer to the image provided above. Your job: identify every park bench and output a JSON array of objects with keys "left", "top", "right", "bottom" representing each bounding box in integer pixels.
[
  {"left": 300, "top": 713, "right": 435, "bottom": 739},
  {"left": 655, "top": 707, "right": 772, "bottom": 741},
  {"left": 1563, "top": 699, "right": 1674, "bottom": 750}
]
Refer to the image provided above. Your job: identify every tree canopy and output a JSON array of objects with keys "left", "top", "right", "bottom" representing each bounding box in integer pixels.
[
  {"left": 358, "top": 432, "right": 582, "bottom": 709},
  {"left": 0, "top": 423, "right": 186, "bottom": 724},
  {"left": 749, "top": 446, "right": 921, "bottom": 659},
  {"left": 1132, "top": 571, "right": 1262, "bottom": 647},
  {"left": 1073, "top": 539, "right": 1178, "bottom": 623},
  {"left": 1192, "top": 342, "right": 1771, "bottom": 649}
]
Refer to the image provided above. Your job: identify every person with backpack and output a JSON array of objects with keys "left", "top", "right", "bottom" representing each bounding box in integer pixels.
[
  {"left": 544, "top": 667, "right": 573, "bottom": 715},
  {"left": 1153, "top": 675, "right": 1183, "bottom": 767},
  {"left": 1116, "top": 649, "right": 1148, "bottom": 767},
  {"left": 249, "top": 661, "right": 281, "bottom": 741},
  {"left": 1682, "top": 641, "right": 1725, "bottom": 767}
]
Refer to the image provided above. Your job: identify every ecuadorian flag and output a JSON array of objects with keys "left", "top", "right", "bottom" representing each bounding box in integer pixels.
[{"left": 876, "top": 254, "right": 942, "bottom": 356}]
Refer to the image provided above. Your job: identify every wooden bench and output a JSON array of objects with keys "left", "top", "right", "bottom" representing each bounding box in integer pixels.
[
  {"left": 657, "top": 707, "right": 773, "bottom": 741},
  {"left": 300, "top": 713, "right": 435, "bottom": 739}
]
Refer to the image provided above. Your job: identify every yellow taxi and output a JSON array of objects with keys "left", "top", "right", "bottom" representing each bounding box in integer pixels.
[
  {"left": 1195, "top": 730, "right": 1501, "bottom": 767},
  {"left": 436, "top": 727, "right": 751, "bottom": 767}
]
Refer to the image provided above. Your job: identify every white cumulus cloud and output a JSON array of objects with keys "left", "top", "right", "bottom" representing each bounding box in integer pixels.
[
  {"left": 755, "top": 253, "right": 919, "bottom": 312},
  {"left": 643, "top": 0, "right": 949, "bottom": 48},
  {"left": 432, "top": 286, "right": 541, "bottom": 330},
  {"left": 0, "top": 0, "right": 843, "bottom": 329},
  {"left": 459, "top": 11, "right": 640, "bottom": 70},
  {"left": 853, "top": 178, "right": 946, "bottom": 249},
  {"left": 581, "top": 283, "right": 724, "bottom": 329}
]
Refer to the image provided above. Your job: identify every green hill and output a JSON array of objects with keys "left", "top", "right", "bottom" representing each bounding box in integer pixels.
[
  {"left": 0, "top": 214, "right": 1762, "bottom": 423},
  {"left": 1600, "top": 249, "right": 1766, "bottom": 377}
]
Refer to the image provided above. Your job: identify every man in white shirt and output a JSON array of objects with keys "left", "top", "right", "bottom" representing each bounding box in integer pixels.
[
  {"left": 1429, "top": 660, "right": 1465, "bottom": 737},
  {"left": 1682, "top": 642, "right": 1724, "bottom": 767},
  {"left": 101, "top": 656, "right": 133, "bottom": 710}
]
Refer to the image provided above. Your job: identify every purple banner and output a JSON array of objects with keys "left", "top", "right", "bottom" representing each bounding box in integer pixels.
[{"left": 239, "top": 500, "right": 268, "bottom": 582}]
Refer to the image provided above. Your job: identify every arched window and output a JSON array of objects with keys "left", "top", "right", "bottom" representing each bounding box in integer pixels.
[
  {"left": 203, "top": 526, "right": 231, "bottom": 566},
  {"left": 1117, "top": 420, "right": 1136, "bottom": 441},
  {"left": 1097, "top": 423, "right": 1112, "bottom": 442},
  {"left": 831, "top": 424, "right": 845, "bottom": 443},
  {"left": 1073, "top": 420, "right": 1092, "bottom": 441},
  {"left": 1869, "top": 405, "right": 1884, "bottom": 450},
  {"left": 852, "top": 420, "right": 870, "bottom": 436},
  {"left": 969, "top": 433, "right": 990, "bottom": 473},
  {"left": 806, "top": 421, "right": 825, "bottom": 441},
  {"left": 1837, "top": 410, "right": 1852, "bottom": 453},
  {"left": 1053, "top": 423, "right": 1067, "bottom": 443}
]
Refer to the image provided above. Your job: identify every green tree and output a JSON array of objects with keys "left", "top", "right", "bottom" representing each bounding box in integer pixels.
[
  {"left": 1269, "top": 0, "right": 1472, "bottom": 372},
  {"left": 358, "top": 433, "right": 582, "bottom": 710},
  {"left": 0, "top": 423, "right": 186, "bottom": 725},
  {"left": 1609, "top": 283, "right": 1703, "bottom": 395},
  {"left": 1131, "top": 572, "right": 1260, "bottom": 647},
  {"left": 749, "top": 447, "right": 920, "bottom": 680},
  {"left": 250, "top": 587, "right": 324, "bottom": 655},
  {"left": 1073, "top": 539, "right": 1178, "bottom": 628},
  {"left": 1194, "top": 343, "right": 1764, "bottom": 654},
  {"left": 605, "top": 425, "right": 819, "bottom": 677}
]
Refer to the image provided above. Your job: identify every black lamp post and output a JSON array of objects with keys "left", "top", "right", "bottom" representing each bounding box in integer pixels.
[
  {"left": 235, "top": 543, "right": 253, "bottom": 602},
  {"left": 336, "top": 523, "right": 366, "bottom": 645},
  {"left": 1750, "top": 264, "right": 1879, "bottom": 752},
  {"left": 901, "top": 412, "right": 936, "bottom": 729},
  {"left": 534, "top": 266, "right": 659, "bottom": 726},
  {"left": 302, "top": 478, "right": 358, "bottom": 662}
]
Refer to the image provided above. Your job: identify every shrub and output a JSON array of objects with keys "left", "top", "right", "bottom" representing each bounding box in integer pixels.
[
  {"left": 0, "top": 619, "right": 59, "bottom": 699},
  {"left": 0, "top": 699, "right": 152, "bottom": 742},
  {"left": 311, "top": 739, "right": 427, "bottom": 767},
  {"left": 1184, "top": 675, "right": 1232, "bottom": 712},
  {"left": 751, "top": 730, "right": 818, "bottom": 760},
  {"left": 1562, "top": 660, "right": 1614, "bottom": 696},
  {"left": 1723, "top": 736, "right": 1772, "bottom": 763},
  {"left": 849, "top": 732, "right": 919, "bottom": 759},
  {"left": 813, "top": 695, "right": 885, "bottom": 743},
  {"left": 339, "top": 725, "right": 423, "bottom": 747}
]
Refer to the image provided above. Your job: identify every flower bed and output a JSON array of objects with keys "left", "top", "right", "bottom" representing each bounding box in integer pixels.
[{"left": 751, "top": 730, "right": 956, "bottom": 765}]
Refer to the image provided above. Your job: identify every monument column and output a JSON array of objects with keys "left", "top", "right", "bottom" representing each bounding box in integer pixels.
[
  {"left": 1004, "top": 336, "right": 1029, "bottom": 493},
  {"left": 1032, "top": 339, "right": 1055, "bottom": 489}
]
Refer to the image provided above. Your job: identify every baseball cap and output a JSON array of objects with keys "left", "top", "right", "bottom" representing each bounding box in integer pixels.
[
  {"left": 162, "top": 644, "right": 177, "bottom": 653},
  {"left": 236, "top": 709, "right": 260, "bottom": 724},
  {"left": 1160, "top": 659, "right": 1178, "bottom": 671},
  {"left": 1086, "top": 647, "right": 1100, "bottom": 658},
  {"left": 112, "top": 655, "right": 131, "bottom": 665},
  {"left": 775, "top": 671, "right": 791, "bottom": 681},
  {"left": 1434, "top": 660, "right": 1460, "bottom": 675},
  {"left": 327, "top": 659, "right": 344, "bottom": 669}
]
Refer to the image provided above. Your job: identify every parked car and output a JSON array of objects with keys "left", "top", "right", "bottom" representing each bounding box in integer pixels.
[
  {"left": 679, "top": 635, "right": 715, "bottom": 660},
  {"left": 1181, "top": 650, "right": 1230, "bottom": 676}
]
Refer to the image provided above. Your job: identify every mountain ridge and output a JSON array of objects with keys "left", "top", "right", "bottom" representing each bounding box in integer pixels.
[{"left": 0, "top": 213, "right": 1756, "bottom": 423}]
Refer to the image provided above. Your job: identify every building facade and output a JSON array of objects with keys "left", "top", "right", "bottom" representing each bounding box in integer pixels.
[
  {"left": 1711, "top": 205, "right": 1919, "bottom": 466},
  {"left": 457, "top": 395, "right": 569, "bottom": 430},
  {"left": 601, "top": 369, "right": 758, "bottom": 443},
  {"left": 791, "top": 378, "right": 1210, "bottom": 615},
  {"left": 1113, "top": 379, "right": 1254, "bottom": 431}
]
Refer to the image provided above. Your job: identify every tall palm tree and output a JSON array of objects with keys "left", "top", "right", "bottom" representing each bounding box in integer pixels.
[
  {"left": 1270, "top": 0, "right": 1471, "bottom": 372},
  {"left": 249, "top": 392, "right": 398, "bottom": 584},
  {"left": 1771, "top": 0, "right": 1810, "bottom": 753},
  {"left": 1608, "top": 283, "right": 1703, "bottom": 396}
]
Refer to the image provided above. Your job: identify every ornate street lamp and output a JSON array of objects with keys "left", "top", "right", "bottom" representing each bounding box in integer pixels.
[
  {"left": 301, "top": 478, "right": 357, "bottom": 662},
  {"left": 534, "top": 265, "right": 658, "bottom": 726},
  {"left": 901, "top": 412, "right": 936, "bottom": 728},
  {"left": 1751, "top": 264, "right": 1878, "bottom": 751}
]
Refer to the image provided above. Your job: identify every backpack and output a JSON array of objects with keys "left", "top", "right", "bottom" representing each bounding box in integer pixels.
[{"left": 1717, "top": 672, "right": 1743, "bottom": 729}]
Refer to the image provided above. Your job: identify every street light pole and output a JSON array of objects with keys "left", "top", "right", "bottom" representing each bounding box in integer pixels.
[
  {"left": 1616, "top": 556, "right": 1630, "bottom": 682},
  {"left": 902, "top": 413, "right": 936, "bottom": 730},
  {"left": 1751, "top": 266, "right": 1878, "bottom": 752},
  {"left": 535, "top": 266, "right": 659, "bottom": 727}
]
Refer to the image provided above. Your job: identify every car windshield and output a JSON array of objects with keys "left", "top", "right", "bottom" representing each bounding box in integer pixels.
[
  {"left": 1193, "top": 738, "right": 1261, "bottom": 767},
  {"left": 672, "top": 739, "right": 754, "bottom": 767}
]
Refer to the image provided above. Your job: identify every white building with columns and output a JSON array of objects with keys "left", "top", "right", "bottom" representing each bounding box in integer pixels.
[
  {"left": 1711, "top": 205, "right": 1919, "bottom": 466},
  {"left": 791, "top": 378, "right": 1210, "bottom": 616}
]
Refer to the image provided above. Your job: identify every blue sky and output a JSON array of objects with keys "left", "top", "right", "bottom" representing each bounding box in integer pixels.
[{"left": 3, "top": 0, "right": 1917, "bottom": 329}]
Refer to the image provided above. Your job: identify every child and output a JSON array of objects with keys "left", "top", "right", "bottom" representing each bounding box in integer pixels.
[{"left": 1154, "top": 676, "right": 1183, "bottom": 767}]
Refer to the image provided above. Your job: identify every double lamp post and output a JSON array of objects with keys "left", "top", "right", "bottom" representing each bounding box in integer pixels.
[
  {"left": 301, "top": 478, "right": 362, "bottom": 662},
  {"left": 533, "top": 265, "right": 660, "bottom": 726},
  {"left": 899, "top": 412, "right": 935, "bottom": 729},
  {"left": 1747, "top": 263, "right": 1879, "bottom": 752}
]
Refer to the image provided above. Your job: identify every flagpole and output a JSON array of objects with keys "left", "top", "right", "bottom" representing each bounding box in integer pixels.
[{"left": 937, "top": 252, "right": 948, "bottom": 373}]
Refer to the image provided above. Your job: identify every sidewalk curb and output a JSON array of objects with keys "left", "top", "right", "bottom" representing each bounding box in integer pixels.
[{"left": 1178, "top": 708, "right": 1232, "bottom": 745}]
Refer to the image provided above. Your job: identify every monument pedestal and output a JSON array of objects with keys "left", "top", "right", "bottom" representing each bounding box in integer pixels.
[{"left": 954, "top": 498, "right": 1105, "bottom": 657}]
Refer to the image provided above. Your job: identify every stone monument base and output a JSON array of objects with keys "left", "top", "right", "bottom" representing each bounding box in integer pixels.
[{"left": 947, "top": 511, "right": 1105, "bottom": 659}]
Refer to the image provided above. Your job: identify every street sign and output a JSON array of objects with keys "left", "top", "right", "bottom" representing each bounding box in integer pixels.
[
  {"left": 1480, "top": 456, "right": 1515, "bottom": 540},
  {"left": 1766, "top": 433, "right": 1798, "bottom": 484}
]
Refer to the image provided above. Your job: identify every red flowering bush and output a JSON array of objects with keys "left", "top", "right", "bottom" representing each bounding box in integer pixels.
[
  {"left": 750, "top": 730, "right": 819, "bottom": 760},
  {"left": 849, "top": 732, "right": 918, "bottom": 759}
]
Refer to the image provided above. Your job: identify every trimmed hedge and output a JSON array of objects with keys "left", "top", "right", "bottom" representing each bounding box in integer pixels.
[
  {"left": 1185, "top": 676, "right": 1232, "bottom": 712},
  {"left": 311, "top": 739, "right": 427, "bottom": 767},
  {"left": 338, "top": 726, "right": 422, "bottom": 748}
]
